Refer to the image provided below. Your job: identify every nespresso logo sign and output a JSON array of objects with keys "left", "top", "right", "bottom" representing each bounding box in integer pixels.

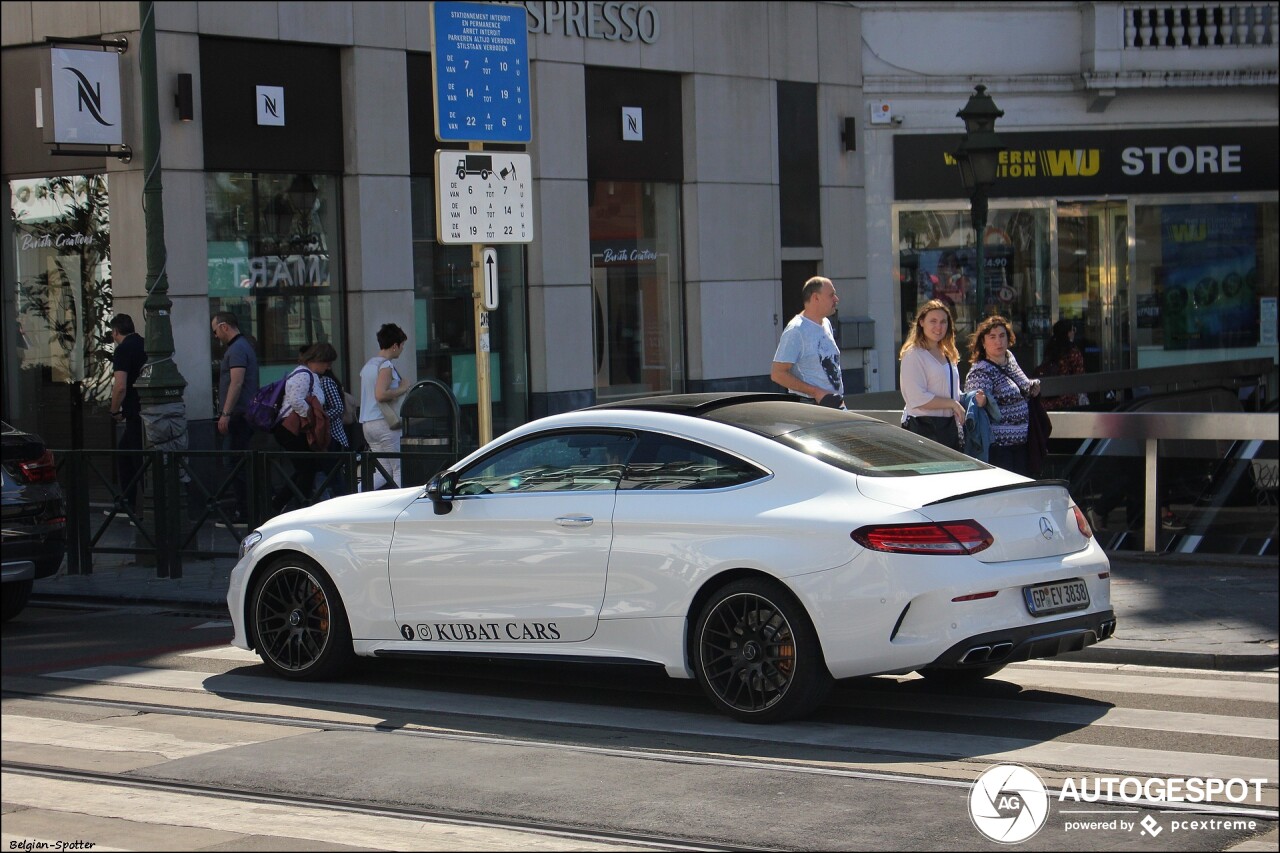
[
  {"left": 41, "top": 47, "right": 123, "bottom": 146},
  {"left": 524, "top": 1, "right": 659, "bottom": 44}
]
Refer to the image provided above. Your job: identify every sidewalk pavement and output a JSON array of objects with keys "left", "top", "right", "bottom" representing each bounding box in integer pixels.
[{"left": 27, "top": 549, "right": 1279, "bottom": 672}]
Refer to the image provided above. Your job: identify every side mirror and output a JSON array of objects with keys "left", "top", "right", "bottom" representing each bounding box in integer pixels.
[{"left": 426, "top": 471, "right": 458, "bottom": 515}]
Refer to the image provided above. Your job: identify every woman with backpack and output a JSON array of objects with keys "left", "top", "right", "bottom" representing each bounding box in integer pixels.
[{"left": 271, "top": 342, "right": 335, "bottom": 513}]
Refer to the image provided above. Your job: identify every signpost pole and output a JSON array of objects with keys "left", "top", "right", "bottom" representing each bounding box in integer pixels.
[
  {"left": 471, "top": 149, "right": 493, "bottom": 445},
  {"left": 430, "top": 1, "right": 532, "bottom": 448}
]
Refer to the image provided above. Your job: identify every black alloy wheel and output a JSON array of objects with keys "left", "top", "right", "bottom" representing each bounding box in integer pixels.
[
  {"left": 693, "top": 578, "right": 830, "bottom": 723},
  {"left": 251, "top": 560, "right": 353, "bottom": 680}
]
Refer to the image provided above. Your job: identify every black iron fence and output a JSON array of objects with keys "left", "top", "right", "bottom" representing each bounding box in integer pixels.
[{"left": 54, "top": 446, "right": 457, "bottom": 579}]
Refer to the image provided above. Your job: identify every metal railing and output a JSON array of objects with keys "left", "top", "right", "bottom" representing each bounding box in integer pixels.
[
  {"left": 851, "top": 409, "right": 1277, "bottom": 552},
  {"left": 55, "top": 446, "right": 455, "bottom": 579}
]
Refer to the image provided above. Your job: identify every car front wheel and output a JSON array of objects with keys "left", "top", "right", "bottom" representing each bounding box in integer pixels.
[
  {"left": 693, "top": 578, "right": 830, "bottom": 723},
  {"left": 250, "top": 559, "right": 353, "bottom": 680}
]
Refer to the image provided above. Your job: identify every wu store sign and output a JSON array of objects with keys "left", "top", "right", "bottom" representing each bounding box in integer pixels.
[{"left": 41, "top": 47, "right": 123, "bottom": 146}]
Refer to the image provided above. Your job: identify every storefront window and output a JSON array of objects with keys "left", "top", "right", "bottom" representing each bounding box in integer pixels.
[
  {"left": 409, "top": 176, "right": 528, "bottom": 450},
  {"left": 897, "top": 205, "right": 1051, "bottom": 367},
  {"left": 6, "top": 175, "right": 112, "bottom": 447},
  {"left": 589, "top": 180, "right": 683, "bottom": 400},
  {"left": 205, "top": 173, "right": 344, "bottom": 390},
  {"left": 1133, "top": 200, "right": 1278, "bottom": 367}
]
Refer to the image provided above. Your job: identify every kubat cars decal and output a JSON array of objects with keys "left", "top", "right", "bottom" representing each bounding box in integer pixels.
[{"left": 400, "top": 621, "right": 562, "bottom": 642}]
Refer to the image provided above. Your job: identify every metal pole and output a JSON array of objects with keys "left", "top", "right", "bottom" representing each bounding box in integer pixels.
[
  {"left": 972, "top": 186, "right": 989, "bottom": 318},
  {"left": 469, "top": 142, "right": 493, "bottom": 446},
  {"left": 134, "top": 0, "right": 189, "bottom": 577},
  {"left": 133, "top": 0, "right": 187, "bottom": 411},
  {"left": 133, "top": 0, "right": 186, "bottom": 407},
  {"left": 1144, "top": 438, "right": 1158, "bottom": 553}
]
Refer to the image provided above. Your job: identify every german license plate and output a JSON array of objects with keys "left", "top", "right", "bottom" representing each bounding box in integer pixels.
[{"left": 1023, "top": 578, "right": 1090, "bottom": 616}]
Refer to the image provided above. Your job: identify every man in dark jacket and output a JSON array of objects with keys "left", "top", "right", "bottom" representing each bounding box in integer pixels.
[{"left": 109, "top": 314, "right": 146, "bottom": 515}]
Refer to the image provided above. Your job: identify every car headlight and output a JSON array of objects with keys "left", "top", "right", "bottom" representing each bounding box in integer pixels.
[{"left": 239, "top": 530, "right": 262, "bottom": 560}]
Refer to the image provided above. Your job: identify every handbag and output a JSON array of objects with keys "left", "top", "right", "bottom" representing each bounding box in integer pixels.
[
  {"left": 902, "top": 360, "right": 961, "bottom": 451},
  {"left": 373, "top": 358, "right": 403, "bottom": 430},
  {"left": 341, "top": 389, "right": 358, "bottom": 426},
  {"left": 305, "top": 390, "right": 331, "bottom": 451},
  {"left": 378, "top": 399, "right": 402, "bottom": 431},
  {"left": 1025, "top": 393, "right": 1052, "bottom": 477},
  {"left": 905, "top": 415, "right": 961, "bottom": 450},
  {"left": 278, "top": 369, "right": 331, "bottom": 452}
]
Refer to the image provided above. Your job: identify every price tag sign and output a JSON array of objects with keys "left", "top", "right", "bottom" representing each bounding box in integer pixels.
[{"left": 431, "top": 2, "right": 531, "bottom": 143}]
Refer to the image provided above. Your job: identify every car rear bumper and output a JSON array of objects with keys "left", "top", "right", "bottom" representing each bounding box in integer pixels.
[
  {"left": 2, "top": 560, "right": 36, "bottom": 583},
  {"left": 1, "top": 532, "right": 66, "bottom": 579},
  {"left": 926, "top": 609, "right": 1118, "bottom": 669}
]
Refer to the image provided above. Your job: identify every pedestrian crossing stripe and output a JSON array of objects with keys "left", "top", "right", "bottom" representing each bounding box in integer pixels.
[{"left": 36, "top": 664, "right": 1278, "bottom": 784}]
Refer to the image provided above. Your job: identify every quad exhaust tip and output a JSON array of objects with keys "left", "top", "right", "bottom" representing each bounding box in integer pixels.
[
  {"left": 956, "top": 622, "right": 1113, "bottom": 667},
  {"left": 959, "top": 641, "right": 1015, "bottom": 665}
]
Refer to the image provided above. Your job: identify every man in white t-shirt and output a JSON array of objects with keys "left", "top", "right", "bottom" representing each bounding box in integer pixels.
[{"left": 770, "top": 276, "right": 846, "bottom": 408}]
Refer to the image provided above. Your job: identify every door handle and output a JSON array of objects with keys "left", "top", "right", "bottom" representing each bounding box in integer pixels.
[{"left": 555, "top": 515, "right": 593, "bottom": 528}]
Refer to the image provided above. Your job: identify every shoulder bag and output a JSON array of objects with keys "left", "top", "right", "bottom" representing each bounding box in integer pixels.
[
  {"left": 279, "top": 369, "right": 332, "bottom": 452},
  {"left": 903, "top": 363, "right": 961, "bottom": 451}
]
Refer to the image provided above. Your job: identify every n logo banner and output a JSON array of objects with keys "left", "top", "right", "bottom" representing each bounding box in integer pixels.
[{"left": 43, "top": 47, "right": 122, "bottom": 145}]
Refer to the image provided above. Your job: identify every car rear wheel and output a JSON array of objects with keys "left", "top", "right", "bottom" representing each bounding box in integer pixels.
[
  {"left": 250, "top": 559, "right": 353, "bottom": 680},
  {"left": 916, "top": 663, "right": 1007, "bottom": 685},
  {"left": 693, "top": 578, "right": 830, "bottom": 723},
  {"left": 2, "top": 580, "right": 33, "bottom": 623}
]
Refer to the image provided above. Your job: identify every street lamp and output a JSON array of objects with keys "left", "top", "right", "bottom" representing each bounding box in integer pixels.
[
  {"left": 954, "top": 85, "right": 1005, "bottom": 319},
  {"left": 286, "top": 174, "right": 317, "bottom": 224}
]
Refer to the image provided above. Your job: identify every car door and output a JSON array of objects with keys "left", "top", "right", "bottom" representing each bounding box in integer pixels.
[{"left": 388, "top": 430, "right": 635, "bottom": 643}]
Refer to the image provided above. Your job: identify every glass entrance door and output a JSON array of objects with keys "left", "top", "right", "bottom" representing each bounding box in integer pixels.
[{"left": 1057, "top": 202, "right": 1130, "bottom": 374}]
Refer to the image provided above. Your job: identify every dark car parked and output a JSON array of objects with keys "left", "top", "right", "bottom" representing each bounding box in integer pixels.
[{"left": 2, "top": 421, "right": 67, "bottom": 621}]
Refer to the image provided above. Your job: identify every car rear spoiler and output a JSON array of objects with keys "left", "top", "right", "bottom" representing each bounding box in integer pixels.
[{"left": 922, "top": 479, "right": 1071, "bottom": 507}]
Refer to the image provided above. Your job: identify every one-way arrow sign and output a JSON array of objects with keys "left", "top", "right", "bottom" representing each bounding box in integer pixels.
[{"left": 482, "top": 246, "right": 499, "bottom": 310}]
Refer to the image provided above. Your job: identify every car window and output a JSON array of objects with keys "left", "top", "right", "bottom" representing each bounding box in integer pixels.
[
  {"left": 621, "top": 433, "right": 767, "bottom": 491},
  {"left": 455, "top": 431, "right": 635, "bottom": 494},
  {"left": 773, "top": 421, "right": 988, "bottom": 477}
]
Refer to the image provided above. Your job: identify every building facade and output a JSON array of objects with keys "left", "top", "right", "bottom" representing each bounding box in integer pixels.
[
  {"left": 2, "top": 1, "right": 1275, "bottom": 454},
  {"left": 859, "top": 1, "right": 1278, "bottom": 382}
]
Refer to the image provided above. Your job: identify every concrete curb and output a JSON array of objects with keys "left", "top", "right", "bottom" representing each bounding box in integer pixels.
[{"left": 1062, "top": 643, "right": 1279, "bottom": 672}]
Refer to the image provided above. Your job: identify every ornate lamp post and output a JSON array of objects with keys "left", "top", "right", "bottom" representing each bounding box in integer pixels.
[
  {"left": 133, "top": 0, "right": 188, "bottom": 424},
  {"left": 286, "top": 173, "right": 317, "bottom": 223},
  {"left": 953, "top": 85, "right": 1005, "bottom": 318},
  {"left": 132, "top": 0, "right": 189, "bottom": 577}
]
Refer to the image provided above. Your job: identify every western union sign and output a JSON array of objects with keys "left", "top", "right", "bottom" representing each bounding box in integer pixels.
[{"left": 895, "top": 126, "right": 1273, "bottom": 200}]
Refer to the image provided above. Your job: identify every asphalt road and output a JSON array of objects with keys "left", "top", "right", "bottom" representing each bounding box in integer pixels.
[{"left": 2, "top": 602, "right": 1276, "bottom": 852}]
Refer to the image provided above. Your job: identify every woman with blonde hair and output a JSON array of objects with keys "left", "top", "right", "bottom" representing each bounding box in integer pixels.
[{"left": 898, "top": 300, "right": 976, "bottom": 451}]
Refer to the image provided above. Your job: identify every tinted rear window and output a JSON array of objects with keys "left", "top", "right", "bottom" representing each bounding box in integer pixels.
[{"left": 702, "top": 403, "right": 986, "bottom": 477}]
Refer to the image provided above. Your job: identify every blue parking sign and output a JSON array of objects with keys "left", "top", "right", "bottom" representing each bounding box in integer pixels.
[{"left": 431, "top": 2, "right": 531, "bottom": 143}]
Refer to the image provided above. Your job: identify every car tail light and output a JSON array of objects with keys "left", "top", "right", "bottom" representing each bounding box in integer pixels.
[
  {"left": 1072, "top": 505, "right": 1093, "bottom": 538},
  {"left": 851, "top": 521, "right": 993, "bottom": 555},
  {"left": 19, "top": 449, "right": 58, "bottom": 484}
]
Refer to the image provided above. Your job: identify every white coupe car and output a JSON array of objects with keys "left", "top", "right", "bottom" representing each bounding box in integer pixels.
[{"left": 228, "top": 393, "right": 1115, "bottom": 723}]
